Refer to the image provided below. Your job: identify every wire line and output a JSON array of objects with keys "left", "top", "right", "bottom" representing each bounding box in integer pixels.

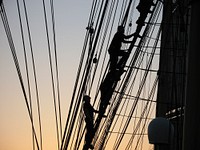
[{"left": 0, "top": 3, "right": 40, "bottom": 150}]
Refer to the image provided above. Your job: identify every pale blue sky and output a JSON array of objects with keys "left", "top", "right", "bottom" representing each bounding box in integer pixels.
[
  {"left": 0, "top": 1, "right": 93, "bottom": 150},
  {"left": 0, "top": 0, "right": 159, "bottom": 149}
]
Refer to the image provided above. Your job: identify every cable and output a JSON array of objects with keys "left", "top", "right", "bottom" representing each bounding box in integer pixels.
[
  {"left": 88, "top": 0, "right": 118, "bottom": 95},
  {"left": 41, "top": 0, "right": 61, "bottom": 149},
  {"left": 16, "top": 0, "right": 35, "bottom": 149},
  {"left": 95, "top": 3, "right": 162, "bottom": 148},
  {"left": 0, "top": 3, "right": 40, "bottom": 150},
  {"left": 121, "top": 0, "right": 134, "bottom": 27},
  {"left": 60, "top": 0, "right": 102, "bottom": 146},
  {"left": 61, "top": 1, "right": 110, "bottom": 149},
  {"left": 113, "top": 24, "right": 161, "bottom": 150},
  {"left": 125, "top": 77, "right": 158, "bottom": 150},
  {"left": 49, "top": 0, "right": 63, "bottom": 142},
  {"left": 61, "top": 0, "right": 163, "bottom": 149},
  {"left": 22, "top": 0, "right": 44, "bottom": 149}
]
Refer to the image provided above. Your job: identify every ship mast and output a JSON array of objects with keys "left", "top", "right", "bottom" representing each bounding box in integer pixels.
[
  {"left": 155, "top": 0, "right": 189, "bottom": 149},
  {"left": 155, "top": 0, "right": 200, "bottom": 150},
  {"left": 183, "top": 1, "right": 200, "bottom": 150}
]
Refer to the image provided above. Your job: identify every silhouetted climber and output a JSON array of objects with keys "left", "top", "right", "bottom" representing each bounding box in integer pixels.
[
  {"left": 99, "top": 72, "right": 114, "bottom": 111},
  {"left": 108, "top": 26, "right": 134, "bottom": 73},
  {"left": 83, "top": 95, "right": 98, "bottom": 150},
  {"left": 136, "top": 0, "right": 155, "bottom": 26}
]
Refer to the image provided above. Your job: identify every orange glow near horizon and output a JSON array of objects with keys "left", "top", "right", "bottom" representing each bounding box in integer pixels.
[{"left": 0, "top": 0, "right": 159, "bottom": 149}]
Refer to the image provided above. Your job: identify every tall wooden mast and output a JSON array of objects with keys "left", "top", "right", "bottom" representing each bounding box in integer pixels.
[
  {"left": 155, "top": 0, "right": 189, "bottom": 149},
  {"left": 183, "top": 1, "right": 200, "bottom": 149}
]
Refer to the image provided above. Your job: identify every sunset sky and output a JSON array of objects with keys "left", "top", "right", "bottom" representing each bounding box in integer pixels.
[
  {"left": 0, "top": 1, "right": 92, "bottom": 150},
  {"left": 0, "top": 0, "right": 157, "bottom": 150}
]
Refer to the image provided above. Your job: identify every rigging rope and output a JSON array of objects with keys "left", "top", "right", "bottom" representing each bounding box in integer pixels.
[
  {"left": 121, "top": 0, "right": 134, "bottom": 27},
  {"left": 18, "top": 0, "right": 48, "bottom": 148},
  {"left": 113, "top": 24, "right": 161, "bottom": 150},
  {"left": 61, "top": 0, "right": 162, "bottom": 149},
  {"left": 125, "top": 77, "right": 158, "bottom": 150},
  {"left": 60, "top": 0, "right": 101, "bottom": 146},
  {"left": 16, "top": 0, "right": 35, "bottom": 149},
  {"left": 61, "top": 0, "right": 110, "bottom": 149},
  {"left": 22, "top": 0, "right": 44, "bottom": 148},
  {"left": 41, "top": 0, "right": 61, "bottom": 149},
  {"left": 49, "top": 0, "right": 63, "bottom": 142},
  {"left": 94, "top": 2, "right": 162, "bottom": 149},
  {"left": 1, "top": 0, "right": 163, "bottom": 149},
  {"left": 73, "top": 1, "right": 121, "bottom": 149},
  {"left": 0, "top": 3, "right": 40, "bottom": 150}
]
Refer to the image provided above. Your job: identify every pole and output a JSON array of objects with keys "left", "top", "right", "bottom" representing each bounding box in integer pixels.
[{"left": 183, "top": 1, "right": 200, "bottom": 150}]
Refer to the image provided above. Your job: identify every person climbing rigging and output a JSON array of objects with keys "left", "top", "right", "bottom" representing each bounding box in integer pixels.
[
  {"left": 83, "top": 95, "right": 99, "bottom": 150},
  {"left": 108, "top": 26, "right": 134, "bottom": 72},
  {"left": 136, "top": 0, "right": 155, "bottom": 26}
]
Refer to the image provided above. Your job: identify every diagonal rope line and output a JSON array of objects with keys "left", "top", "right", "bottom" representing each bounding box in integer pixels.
[
  {"left": 49, "top": 0, "right": 63, "bottom": 144},
  {"left": 16, "top": 0, "right": 36, "bottom": 149},
  {"left": 0, "top": 3, "right": 40, "bottom": 150},
  {"left": 21, "top": 0, "right": 43, "bottom": 149},
  {"left": 41, "top": 0, "right": 60, "bottom": 149}
]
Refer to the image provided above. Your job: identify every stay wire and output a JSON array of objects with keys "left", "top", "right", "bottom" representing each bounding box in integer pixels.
[
  {"left": 66, "top": 1, "right": 111, "bottom": 149},
  {"left": 134, "top": 79, "right": 157, "bottom": 150},
  {"left": 60, "top": 23, "right": 90, "bottom": 150},
  {"left": 70, "top": 34, "right": 97, "bottom": 149},
  {"left": 76, "top": 1, "right": 105, "bottom": 98},
  {"left": 103, "top": 42, "right": 146, "bottom": 149},
  {"left": 0, "top": 4, "right": 40, "bottom": 150},
  {"left": 23, "top": 0, "right": 43, "bottom": 150},
  {"left": 60, "top": 1, "right": 100, "bottom": 145},
  {"left": 121, "top": 0, "right": 134, "bottom": 27},
  {"left": 61, "top": 1, "right": 96, "bottom": 144},
  {"left": 108, "top": 52, "right": 141, "bottom": 148},
  {"left": 92, "top": 0, "right": 120, "bottom": 106},
  {"left": 63, "top": 1, "right": 104, "bottom": 147},
  {"left": 88, "top": 0, "right": 116, "bottom": 95},
  {"left": 113, "top": 25, "right": 161, "bottom": 150},
  {"left": 61, "top": 35, "right": 88, "bottom": 150},
  {"left": 107, "top": 6, "right": 159, "bottom": 148},
  {"left": 69, "top": 45, "right": 96, "bottom": 149},
  {"left": 118, "top": 0, "right": 128, "bottom": 25},
  {"left": 41, "top": 0, "right": 60, "bottom": 149},
  {"left": 49, "top": 0, "right": 63, "bottom": 143},
  {"left": 111, "top": 90, "right": 133, "bottom": 149},
  {"left": 61, "top": 1, "right": 107, "bottom": 149},
  {"left": 82, "top": 0, "right": 106, "bottom": 88},
  {"left": 63, "top": 32, "right": 93, "bottom": 149},
  {"left": 61, "top": 2, "right": 103, "bottom": 146},
  {"left": 96, "top": 3, "right": 156, "bottom": 147},
  {"left": 104, "top": 4, "right": 137, "bottom": 147},
  {"left": 90, "top": 0, "right": 120, "bottom": 146},
  {"left": 16, "top": 0, "right": 35, "bottom": 149},
  {"left": 118, "top": 30, "right": 157, "bottom": 150},
  {"left": 22, "top": 0, "right": 43, "bottom": 149},
  {"left": 93, "top": 9, "right": 124, "bottom": 149},
  {"left": 72, "top": 111, "right": 85, "bottom": 150},
  {"left": 125, "top": 77, "right": 158, "bottom": 150}
]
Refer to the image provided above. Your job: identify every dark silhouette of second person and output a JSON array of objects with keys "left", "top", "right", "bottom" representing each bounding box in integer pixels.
[
  {"left": 108, "top": 26, "right": 134, "bottom": 72},
  {"left": 83, "top": 95, "right": 98, "bottom": 150},
  {"left": 136, "top": 0, "right": 155, "bottom": 25}
]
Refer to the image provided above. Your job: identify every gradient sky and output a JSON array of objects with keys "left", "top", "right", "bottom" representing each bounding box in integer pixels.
[
  {"left": 0, "top": 1, "right": 92, "bottom": 150},
  {"left": 0, "top": 0, "right": 156, "bottom": 150}
]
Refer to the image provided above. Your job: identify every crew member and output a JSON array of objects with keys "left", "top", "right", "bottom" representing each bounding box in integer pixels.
[
  {"left": 108, "top": 26, "right": 134, "bottom": 72},
  {"left": 136, "top": 0, "right": 155, "bottom": 25},
  {"left": 83, "top": 95, "right": 98, "bottom": 149}
]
